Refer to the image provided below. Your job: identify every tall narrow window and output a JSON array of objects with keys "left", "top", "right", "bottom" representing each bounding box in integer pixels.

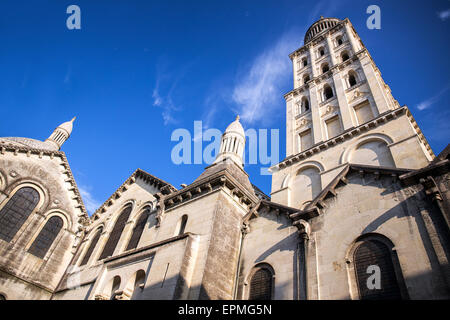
[
  {"left": 110, "top": 276, "right": 121, "bottom": 300},
  {"left": 99, "top": 205, "right": 132, "bottom": 260},
  {"left": 302, "top": 58, "right": 308, "bottom": 67},
  {"left": 131, "top": 270, "right": 146, "bottom": 299},
  {"left": 354, "top": 239, "right": 402, "bottom": 300},
  {"left": 303, "top": 74, "right": 310, "bottom": 84},
  {"left": 348, "top": 71, "right": 357, "bottom": 87},
  {"left": 126, "top": 207, "right": 151, "bottom": 251},
  {"left": 324, "top": 85, "right": 333, "bottom": 100},
  {"left": 176, "top": 215, "right": 188, "bottom": 236},
  {"left": 319, "top": 47, "right": 325, "bottom": 57},
  {"left": 337, "top": 36, "right": 343, "bottom": 46},
  {"left": 0, "top": 187, "right": 40, "bottom": 242},
  {"left": 301, "top": 97, "right": 310, "bottom": 113},
  {"left": 80, "top": 227, "right": 103, "bottom": 266},
  {"left": 322, "top": 63, "right": 329, "bottom": 73},
  {"left": 28, "top": 216, "right": 63, "bottom": 259},
  {"left": 341, "top": 51, "right": 350, "bottom": 62},
  {"left": 249, "top": 267, "right": 273, "bottom": 300}
]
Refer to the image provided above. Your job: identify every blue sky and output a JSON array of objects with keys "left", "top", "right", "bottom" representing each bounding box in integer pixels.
[{"left": 0, "top": 0, "right": 449, "bottom": 215}]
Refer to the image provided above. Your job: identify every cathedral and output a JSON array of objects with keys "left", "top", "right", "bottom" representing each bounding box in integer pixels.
[{"left": 0, "top": 17, "right": 449, "bottom": 300}]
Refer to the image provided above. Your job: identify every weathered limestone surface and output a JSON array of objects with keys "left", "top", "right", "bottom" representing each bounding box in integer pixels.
[{"left": 1, "top": 17, "right": 449, "bottom": 301}]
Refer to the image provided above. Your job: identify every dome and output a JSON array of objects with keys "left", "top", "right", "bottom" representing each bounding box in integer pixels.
[
  {"left": 0, "top": 137, "right": 58, "bottom": 151},
  {"left": 304, "top": 17, "right": 342, "bottom": 44},
  {"left": 225, "top": 115, "right": 245, "bottom": 137}
]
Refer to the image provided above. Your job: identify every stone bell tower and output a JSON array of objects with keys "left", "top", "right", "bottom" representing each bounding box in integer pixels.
[
  {"left": 270, "top": 17, "right": 434, "bottom": 209},
  {"left": 154, "top": 116, "right": 259, "bottom": 299}
]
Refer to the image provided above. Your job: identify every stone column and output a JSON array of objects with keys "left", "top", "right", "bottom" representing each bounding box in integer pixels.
[
  {"left": 344, "top": 20, "right": 358, "bottom": 53},
  {"left": 308, "top": 44, "right": 317, "bottom": 78},
  {"left": 326, "top": 34, "right": 337, "bottom": 66},
  {"left": 332, "top": 71, "right": 355, "bottom": 130},
  {"left": 292, "top": 53, "right": 299, "bottom": 89},
  {"left": 285, "top": 94, "right": 295, "bottom": 156},
  {"left": 309, "top": 84, "right": 323, "bottom": 144},
  {"left": 359, "top": 53, "right": 391, "bottom": 114}
]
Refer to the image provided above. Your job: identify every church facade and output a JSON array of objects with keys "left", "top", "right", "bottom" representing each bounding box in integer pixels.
[{"left": 0, "top": 17, "right": 449, "bottom": 300}]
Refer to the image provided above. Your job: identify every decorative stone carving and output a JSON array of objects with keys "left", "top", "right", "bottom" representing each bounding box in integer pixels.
[
  {"left": 114, "top": 289, "right": 132, "bottom": 300},
  {"left": 321, "top": 105, "right": 338, "bottom": 117},
  {"left": 349, "top": 88, "right": 368, "bottom": 102},
  {"left": 296, "top": 117, "right": 311, "bottom": 129},
  {"left": 94, "top": 294, "right": 109, "bottom": 300}
]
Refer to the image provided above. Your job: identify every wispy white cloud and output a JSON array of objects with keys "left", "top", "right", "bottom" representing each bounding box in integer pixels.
[
  {"left": 416, "top": 84, "right": 450, "bottom": 111},
  {"left": 438, "top": 8, "right": 450, "bottom": 21},
  {"left": 151, "top": 59, "right": 199, "bottom": 126},
  {"left": 152, "top": 81, "right": 179, "bottom": 125},
  {"left": 152, "top": 87, "right": 162, "bottom": 107},
  {"left": 78, "top": 185, "right": 101, "bottom": 216},
  {"left": 230, "top": 0, "right": 342, "bottom": 125},
  {"left": 231, "top": 32, "right": 298, "bottom": 124}
]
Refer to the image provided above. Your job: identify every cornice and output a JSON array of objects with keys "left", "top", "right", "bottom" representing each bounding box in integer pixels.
[
  {"left": 0, "top": 142, "right": 89, "bottom": 226},
  {"left": 270, "top": 106, "right": 409, "bottom": 172},
  {"left": 91, "top": 168, "right": 175, "bottom": 220},
  {"left": 288, "top": 163, "right": 413, "bottom": 225},
  {"left": 161, "top": 166, "right": 260, "bottom": 212}
]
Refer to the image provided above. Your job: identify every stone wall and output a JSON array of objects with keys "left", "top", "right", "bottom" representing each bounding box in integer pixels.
[
  {"left": 306, "top": 171, "right": 449, "bottom": 299},
  {"left": 0, "top": 146, "right": 85, "bottom": 299}
]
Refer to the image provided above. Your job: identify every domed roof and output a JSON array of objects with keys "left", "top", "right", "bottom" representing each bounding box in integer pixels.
[
  {"left": 57, "top": 117, "right": 76, "bottom": 135},
  {"left": 304, "top": 17, "right": 342, "bottom": 44},
  {"left": 225, "top": 115, "right": 245, "bottom": 137},
  {"left": 0, "top": 137, "right": 58, "bottom": 151}
]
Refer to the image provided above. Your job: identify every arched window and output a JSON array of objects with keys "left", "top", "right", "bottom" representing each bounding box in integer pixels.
[
  {"left": 348, "top": 71, "right": 357, "bottom": 87},
  {"left": 336, "top": 36, "right": 343, "bottom": 46},
  {"left": 126, "top": 207, "right": 151, "bottom": 251},
  {"left": 99, "top": 205, "right": 132, "bottom": 260},
  {"left": 324, "top": 85, "right": 333, "bottom": 100},
  {"left": 110, "top": 276, "right": 121, "bottom": 300},
  {"left": 319, "top": 47, "right": 325, "bottom": 57},
  {"left": 322, "top": 63, "right": 329, "bottom": 74},
  {"left": 28, "top": 216, "right": 63, "bottom": 259},
  {"left": 354, "top": 239, "right": 402, "bottom": 300},
  {"left": 249, "top": 267, "right": 273, "bottom": 300},
  {"left": 0, "top": 294, "right": 6, "bottom": 300},
  {"left": 80, "top": 227, "right": 103, "bottom": 266},
  {"left": 176, "top": 214, "right": 188, "bottom": 236},
  {"left": 341, "top": 51, "right": 350, "bottom": 62},
  {"left": 0, "top": 187, "right": 40, "bottom": 242},
  {"left": 302, "top": 58, "right": 308, "bottom": 67},
  {"left": 131, "top": 270, "right": 146, "bottom": 299},
  {"left": 303, "top": 74, "right": 310, "bottom": 84},
  {"left": 301, "top": 97, "right": 310, "bottom": 113}
]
